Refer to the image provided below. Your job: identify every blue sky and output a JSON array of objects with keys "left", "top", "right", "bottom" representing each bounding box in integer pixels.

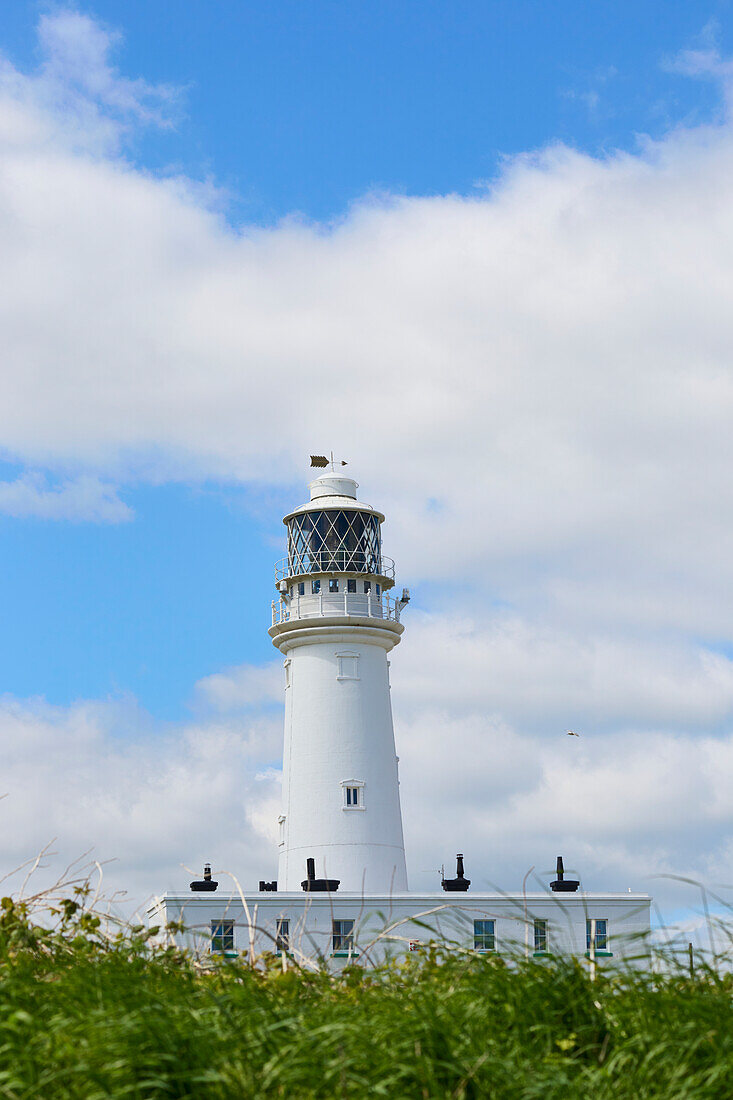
[
  {"left": 2, "top": 1, "right": 730, "bottom": 225},
  {"left": 0, "top": 0, "right": 729, "bottom": 719},
  {"left": 3, "top": 2, "right": 733, "bottom": 913}
]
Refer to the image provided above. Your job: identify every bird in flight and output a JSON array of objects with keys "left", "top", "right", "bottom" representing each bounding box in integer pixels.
[{"left": 566, "top": 729, "right": 580, "bottom": 737}]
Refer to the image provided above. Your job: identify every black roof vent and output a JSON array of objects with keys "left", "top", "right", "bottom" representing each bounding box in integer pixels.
[
  {"left": 442, "top": 853, "right": 471, "bottom": 892},
  {"left": 300, "top": 856, "right": 340, "bottom": 893},
  {"left": 190, "top": 863, "right": 218, "bottom": 892},
  {"left": 550, "top": 856, "right": 579, "bottom": 893},
  {"left": 259, "top": 880, "right": 278, "bottom": 892}
]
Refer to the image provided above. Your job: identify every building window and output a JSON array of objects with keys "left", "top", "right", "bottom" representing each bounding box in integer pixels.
[
  {"left": 278, "top": 814, "right": 286, "bottom": 847},
  {"left": 284, "top": 659, "right": 291, "bottom": 688},
  {"left": 347, "top": 578, "right": 357, "bottom": 593},
  {"left": 276, "top": 918, "right": 289, "bottom": 954},
  {"left": 329, "top": 578, "right": 339, "bottom": 592},
  {"left": 375, "top": 584, "right": 381, "bottom": 598},
  {"left": 586, "top": 919, "right": 608, "bottom": 952},
  {"left": 364, "top": 580, "right": 371, "bottom": 593},
  {"left": 332, "top": 919, "right": 355, "bottom": 953},
  {"left": 297, "top": 582, "right": 305, "bottom": 596},
  {"left": 211, "top": 920, "right": 234, "bottom": 954},
  {"left": 337, "top": 653, "right": 359, "bottom": 680},
  {"left": 290, "top": 585, "right": 295, "bottom": 597},
  {"left": 534, "top": 919, "right": 548, "bottom": 953},
  {"left": 311, "top": 579, "right": 321, "bottom": 594},
  {"left": 341, "top": 780, "right": 365, "bottom": 809},
  {"left": 474, "top": 919, "right": 495, "bottom": 951}
]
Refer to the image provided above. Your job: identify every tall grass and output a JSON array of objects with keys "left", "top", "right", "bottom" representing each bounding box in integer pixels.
[{"left": 0, "top": 887, "right": 731, "bottom": 1099}]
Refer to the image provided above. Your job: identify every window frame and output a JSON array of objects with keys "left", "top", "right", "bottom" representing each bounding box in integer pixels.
[
  {"left": 210, "top": 919, "right": 235, "bottom": 955},
  {"left": 533, "top": 918, "right": 548, "bottom": 954},
  {"left": 275, "top": 917, "right": 290, "bottom": 955},
  {"left": 473, "top": 919, "right": 496, "bottom": 952},
  {"left": 347, "top": 578, "right": 357, "bottom": 593},
  {"left": 332, "top": 918, "right": 356, "bottom": 955},
  {"left": 336, "top": 652, "right": 360, "bottom": 681},
  {"left": 341, "top": 779, "right": 365, "bottom": 811},
  {"left": 586, "top": 918, "right": 609, "bottom": 953},
  {"left": 284, "top": 658, "right": 291, "bottom": 689},
  {"left": 311, "top": 578, "right": 321, "bottom": 594},
  {"left": 329, "top": 578, "right": 339, "bottom": 592}
]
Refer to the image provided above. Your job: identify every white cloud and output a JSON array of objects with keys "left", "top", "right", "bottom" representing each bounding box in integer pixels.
[
  {"left": 0, "top": 27, "right": 732, "bottom": 639},
  {"left": 0, "top": 13, "right": 732, "bottom": 921},
  {"left": 196, "top": 663, "right": 283, "bottom": 711},
  {"left": 0, "top": 692, "right": 282, "bottom": 909},
  {"left": 0, "top": 10, "right": 179, "bottom": 156},
  {"left": 2, "top": 636, "right": 733, "bottom": 918},
  {"left": 0, "top": 472, "right": 132, "bottom": 522}
]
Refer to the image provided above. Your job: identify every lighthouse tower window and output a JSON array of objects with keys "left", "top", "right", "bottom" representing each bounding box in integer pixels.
[
  {"left": 363, "top": 580, "right": 371, "bottom": 593},
  {"left": 336, "top": 653, "right": 359, "bottom": 680},
  {"left": 329, "top": 578, "right": 339, "bottom": 592},
  {"left": 311, "top": 579, "right": 321, "bottom": 594},
  {"left": 341, "top": 780, "right": 365, "bottom": 809},
  {"left": 347, "top": 578, "right": 357, "bottom": 593}
]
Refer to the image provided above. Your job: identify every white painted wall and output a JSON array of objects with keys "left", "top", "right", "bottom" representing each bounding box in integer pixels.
[
  {"left": 273, "top": 621, "right": 408, "bottom": 892},
  {"left": 151, "top": 892, "right": 652, "bottom": 968}
]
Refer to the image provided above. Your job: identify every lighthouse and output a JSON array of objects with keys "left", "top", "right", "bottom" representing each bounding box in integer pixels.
[{"left": 269, "top": 464, "right": 409, "bottom": 893}]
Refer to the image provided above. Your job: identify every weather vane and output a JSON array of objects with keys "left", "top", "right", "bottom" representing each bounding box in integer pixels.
[{"left": 310, "top": 451, "right": 348, "bottom": 471}]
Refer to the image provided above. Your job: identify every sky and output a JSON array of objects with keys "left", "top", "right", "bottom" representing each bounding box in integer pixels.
[{"left": 2, "top": 1, "right": 733, "bottom": 932}]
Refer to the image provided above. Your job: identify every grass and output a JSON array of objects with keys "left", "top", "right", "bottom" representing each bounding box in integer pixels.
[{"left": 0, "top": 891, "right": 732, "bottom": 1099}]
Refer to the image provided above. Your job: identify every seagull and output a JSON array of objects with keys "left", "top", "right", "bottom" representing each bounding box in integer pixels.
[{"left": 566, "top": 729, "right": 580, "bottom": 737}]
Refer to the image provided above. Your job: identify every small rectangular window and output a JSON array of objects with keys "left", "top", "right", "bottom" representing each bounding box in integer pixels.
[
  {"left": 337, "top": 654, "right": 359, "bottom": 679},
  {"left": 312, "top": 579, "right": 321, "bottom": 594},
  {"left": 347, "top": 578, "right": 356, "bottom": 593},
  {"left": 474, "top": 919, "right": 495, "bottom": 951},
  {"left": 534, "top": 919, "right": 548, "bottom": 953},
  {"left": 284, "top": 659, "right": 291, "bottom": 688},
  {"left": 586, "top": 919, "right": 608, "bottom": 952},
  {"left": 329, "top": 578, "right": 339, "bottom": 592},
  {"left": 375, "top": 584, "right": 381, "bottom": 598},
  {"left": 276, "top": 918, "right": 289, "bottom": 954},
  {"left": 211, "top": 920, "right": 234, "bottom": 954},
  {"left": 364, "top": 581, "right": 371, "bottom": 593},
  {"left": 298, "top": 582, "right": 305, "bottom": 596},
  {"left": 346, "top": 786, "right": 359, "bottom": 806},
  {"left": 332, "top": 919, "right": 355, "bottom": 953}
]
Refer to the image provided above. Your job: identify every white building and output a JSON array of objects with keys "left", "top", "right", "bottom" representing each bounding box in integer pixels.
[{"left": 150, "top": 464, "right": 651, "bottom": 965}]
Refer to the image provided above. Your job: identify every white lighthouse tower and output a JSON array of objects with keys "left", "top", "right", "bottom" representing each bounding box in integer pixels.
[{"left": 269, "top": 464, "right": 409, "bottom": 893}]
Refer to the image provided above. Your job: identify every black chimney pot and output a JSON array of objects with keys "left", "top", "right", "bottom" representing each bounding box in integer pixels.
[
  {"left": 550, "top": 855, "right": 579, "bottom": 893},
  {"left": 442, "top": 852, "right": 471, "bottom": 892},
  {"left": 190, "top": 863, "right": 219, "bottom": 892},
  {"left": 300, "top": 856, "right": 340, "bottom": 892}
]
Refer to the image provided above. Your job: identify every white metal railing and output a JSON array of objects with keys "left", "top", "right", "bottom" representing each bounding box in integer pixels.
[
  {"left": 271, "top": 591, "right": 402, "bottom": 626},
  {"left": 274, "top": 553, "right": 395, "bottom": 582}
]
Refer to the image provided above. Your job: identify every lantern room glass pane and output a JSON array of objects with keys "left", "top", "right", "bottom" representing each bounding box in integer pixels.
[{"left": 287, "top": 510, "right": 382, "bottom": 576}]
